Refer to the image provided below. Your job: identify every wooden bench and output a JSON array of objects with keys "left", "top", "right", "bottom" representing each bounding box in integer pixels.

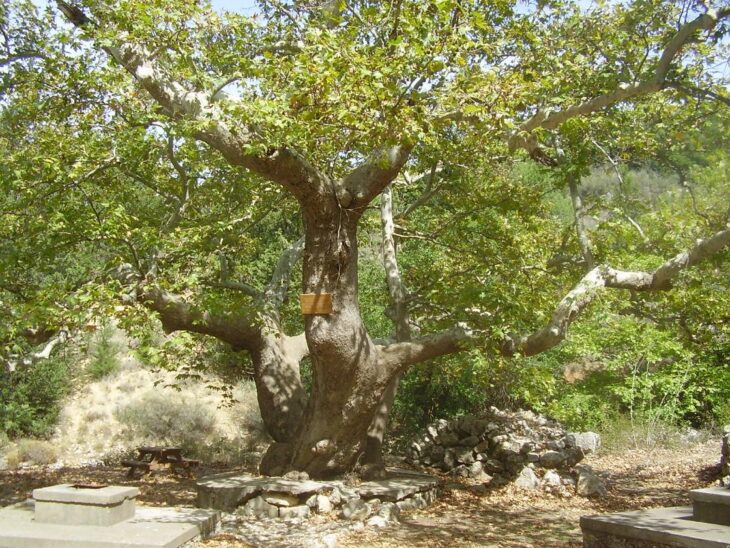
[
  {"left": 121, "top": 447, "right": 201, "bottom": 478},
  {"left": 169, "top": 458, "right": 201, "bottom": 477},
  {"left": 120, "top": 459, "right": 151, "bottom": 478}
]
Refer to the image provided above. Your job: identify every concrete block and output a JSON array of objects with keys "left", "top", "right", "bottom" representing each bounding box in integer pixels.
[
  {"left": 581, "top": 506, "right": 730, "bottom": 547},
  {"left": 0, "top": 501, "right": 219, "bottom": 548},
  {"left": 691, "top": 487, "right": 730, "bottom": 526},
  {"left": 33, "top": 485, "right": 139, "bottom": 526}
]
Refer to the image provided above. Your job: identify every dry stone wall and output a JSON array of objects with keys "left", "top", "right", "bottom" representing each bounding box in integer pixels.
[
  {"left": 196, "top": 469, "right": 439, "bottom": 526},
  {"left": 406, "top": 407, "right": 604, "bottom": 496}
]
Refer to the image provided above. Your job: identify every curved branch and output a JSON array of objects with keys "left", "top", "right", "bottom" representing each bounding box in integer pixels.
[
  {"left": 397, "top": 163, "right": 443, "bottom": 220},
  {"left": 140, "top": 286, "right": 262, "bottom": 351},
  {"left": 508, "top": 9, "right": 730, "bottom": 156},
  {"left": 0, "top": 51, "right": 46, "bottom": 68},
  {"left": 381, "top": 226, "right": 730, "bottom": 368},
  {"left": 340, "top": 144, "right": 412, "bottom": 209},
  {"left": 56, "top": 1, "right": 330, "bottom": 203},
  {"left": 379, "top": 324, "right": 474, "bottom": 371},
  {"left": 503, "top": 226, "right": 730, "bottom": 357}
]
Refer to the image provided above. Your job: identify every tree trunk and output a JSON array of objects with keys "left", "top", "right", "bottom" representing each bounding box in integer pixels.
[
  {"left": 250, "top": 329, "right": 308, "bottom": 443},
  {"left": 261, "top": 203, "right": 396, "bottom": 478},
  {"left": 361, "top": 373, "right": 401, "bottom": 478}
]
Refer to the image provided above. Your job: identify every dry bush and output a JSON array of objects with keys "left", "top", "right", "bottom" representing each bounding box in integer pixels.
[
  {"left": 4, "top": 439, "right": 58, "bottom": 467},
  {"left": 114, "top": 390, "right": 217, "bottom": 457},
  {"left": 600, "top": 415, "right": 714, "bottom": 453},
  {"left": 85, "top": 408, "right": 107, "bottom": 422}
]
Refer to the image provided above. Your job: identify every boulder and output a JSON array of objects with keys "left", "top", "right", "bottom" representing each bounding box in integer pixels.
[
  {"left": 460, "top": 435, "right": 480, "bottom": 446},
  {"left": 366, "top": 516, "right": 389, "bottom": 528},
  {"left": 340, "top": 499, "right": 372, "bottom": 521},
  {"left": 515, "top": 466, "right": 540, "bottom": 490},
  {"left": 455, "top": 446, "right": 475, "bottom": 465},
  {"left": 570, "top": 432, "right": 601, "bottom": 454},
  {"left": 541, "top": 470, "right": 562, "bottom": 488},
  {"left": 377, "top": 502, "right": 400, "bottom": 523},
  {"left": 263, "top": 493, "right": 300, "bottom": 507},
  {"left": 539, "top": 450, "right": 565, "bottom": 469},
  {"left": 238, "top": 495, "right": 279, "bottom": 518},
  {"left": 306, "top": 494, "right": 332, "bottom": 514},
  {"left": 437, "top": 432, "right": 460, "bottom": 446},
  {"left": 576, "top": 466, "right": 607, "bottom": 497},
  {"left": 279, "top": 505, "right": 310, "bottom": 519}
]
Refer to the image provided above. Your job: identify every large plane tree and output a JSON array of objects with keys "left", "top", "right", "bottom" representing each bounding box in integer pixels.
[{"left": 1, "top": 0, "right": 729, "bottom": 478}]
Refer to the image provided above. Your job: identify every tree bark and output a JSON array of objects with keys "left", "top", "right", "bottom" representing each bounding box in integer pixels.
[
  {"left": 290, "top": 206, "right": 393, "bottom": 476},
  {"left": 568, "top": 175, "right": 595, "bottom": 270},
  {"left": 362, "top": 185, "right": 410, "bottom": 477}
]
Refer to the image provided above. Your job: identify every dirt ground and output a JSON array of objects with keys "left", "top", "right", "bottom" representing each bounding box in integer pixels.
[{"left": 0, "top": 441, "right": 721, "bottom": 547}]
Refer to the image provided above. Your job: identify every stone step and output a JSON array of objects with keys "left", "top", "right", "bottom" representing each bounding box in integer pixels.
[
  {"left": 581, "top": 506, "right": 730, "bottom": 547},
  {"left": 690, "top": 487, "right": 730, "bottom": 526}
]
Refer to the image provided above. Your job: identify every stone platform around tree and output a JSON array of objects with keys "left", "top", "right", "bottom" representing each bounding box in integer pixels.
[
  {"left": 582, "top": 487, "right": 730, "bottom": 547},
  {"left": 196, "top": 468, "right": 440, "bottom": 525},
  {"left": 0, "top": 500, "right": 219, "bottom": 548}
]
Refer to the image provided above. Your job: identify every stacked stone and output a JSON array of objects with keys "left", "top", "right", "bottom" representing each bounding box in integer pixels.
[
  {"left": 197, "top": 469, "right": 439, "bottom": 526},
  {"left": 406, "top": 407, "right": 602, "bottom": 492}
]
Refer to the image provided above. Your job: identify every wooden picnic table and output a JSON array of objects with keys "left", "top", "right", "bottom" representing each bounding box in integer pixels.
[{"left": 121, "top": 446, "right": 200, "bottom": 478}]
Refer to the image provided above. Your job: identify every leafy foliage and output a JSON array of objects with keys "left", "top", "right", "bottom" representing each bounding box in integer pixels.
[{"left": 0, "top": 356, "right": 72, "bottom": 438}]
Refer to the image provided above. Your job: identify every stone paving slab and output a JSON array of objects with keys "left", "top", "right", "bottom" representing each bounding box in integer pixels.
[
  {"left": 358, "top": 470, "right": 439, "bottom": 502},
  {"left": 196, "top": 473, "right": 329, "bottom": 512},
  {"left": 581, "top": 506, "right": 730, "bottom": 547},
  {"left": 0, "top": 501, "right": 218, "bottom": 548}
]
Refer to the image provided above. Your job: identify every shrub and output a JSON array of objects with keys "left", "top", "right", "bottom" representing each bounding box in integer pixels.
[
  {"left": 598, "top": 414, "right": 707, "bottom": 453},
  {"left": 0, "top": 356, "right": 71, "bottom": 438},
  {"left": 12, "top": 439, "right": 58, "bottom": 466},
  {"left": 114, "top": 391, "right": 217, "bottom": 457}
]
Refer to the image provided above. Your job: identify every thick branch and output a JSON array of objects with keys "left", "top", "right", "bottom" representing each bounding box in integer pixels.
[
  {"left": 503, "top": 226, "right": 730, "bottom": 357},
  {"left": 379, "top": 324, "right": 473, "bottom": 371},
  {"left": 340, "top": 144, "right": 412, "bottom": 209},
  {"left": 140, "top": 286, "right": 261, "bottom": 350},
  {"left": 56, "top": 1, "right": 330, "bottom": 203},
  {"left": 32, "top": 330, "right": 68, "bottom": 360},
  {"left": 508, "top": 9, "right": 730, "bottom": 155},
  {"left": 568, "top": 176, "right": 595, "bottom": 270},
  {"left": 381, "top": 185, "right": 410, "bottom": 341},
  {"left": 203, "top": 280, "right": 262, "bottom": 299},
  {"left": 263, "top": 236, "right": 305, "bottom": 309},
  {"left": 380, "top": 226, "right": 729, "bottom": 368}
]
